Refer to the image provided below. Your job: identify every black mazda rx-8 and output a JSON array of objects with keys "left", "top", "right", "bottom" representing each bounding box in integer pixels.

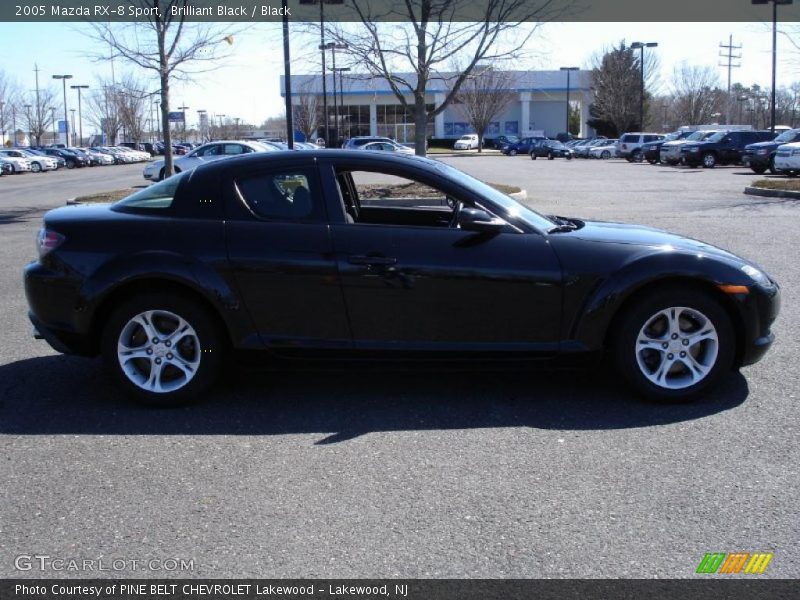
[{"left": 24, "top": 151, "right": 780, "bottom": 405}]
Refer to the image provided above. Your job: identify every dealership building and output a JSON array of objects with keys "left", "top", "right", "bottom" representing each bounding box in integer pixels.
[{"left": 281, "top": 70, "right": 594, "bottom": 142}]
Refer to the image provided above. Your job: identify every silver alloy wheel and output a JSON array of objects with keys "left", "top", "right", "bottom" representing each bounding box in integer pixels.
[
  {"left": 703, "top": 153, "right": 716, "bottom": 168},
  {"left": 635, "top": 306, "right": 719, "bottom": 390},
  {"left": 601, "top": 150, "right": 611, "bottom": 159},
  {"left": 31, "top": 162, "right": 42, "bottom": 173},
  {"left": 117, "top": 309, "right": 201, "bottom": 394}
]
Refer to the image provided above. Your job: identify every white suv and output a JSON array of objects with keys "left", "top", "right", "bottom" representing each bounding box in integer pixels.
[{"left": 618, "top": 133, "right": 664, "bottom": 162}]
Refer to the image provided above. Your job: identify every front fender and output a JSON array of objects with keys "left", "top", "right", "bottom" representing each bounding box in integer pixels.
[{"left": 570, "top": 251, "right": 752, "bottom": 351}]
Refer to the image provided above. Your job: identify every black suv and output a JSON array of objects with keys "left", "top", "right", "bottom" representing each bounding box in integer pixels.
[
  {"left": 41, "top": 148, "right": 87, "bottom": 169},
  {"left": 742, "top": 128, "right": 800, "bottom": 174},
  {"left": 681, "top": 130, "right": 776, "bottom": 168},
  {"left": 529, "top": 139, "right": 573, "bottom": 160}
]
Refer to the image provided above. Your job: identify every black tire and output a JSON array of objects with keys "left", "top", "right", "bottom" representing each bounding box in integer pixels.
[
  {"left": 65, "top": 160, "right": 75, "bottom": 169},
  {"left": 768, "top": 157, "right": 777, "bottom": 175},
  {"left": 632, "top": 150, "right": 643, "bottom": 162},
  {"left": 158, "top": 168, "right": 166, "bottom": 181},
  {"left": 509, "top": 149, "right": 517, "bottom": 156},
  {"left": 647, "top": 158, "right": 657, "bottom": 165},
  {"left": 601, "top": 150, "right": 611, "bottom": 160},
  {"left": 612, "top": 288, "right": 735, "bottom": 403},
  {"left": 547, "top": 152, "right": 554, "bottom": 160},
  {"left": 750, "top": 165, "right": 767, "bottom": 175},
  {"left": 702, "top": 152, "right": 716, "bottom": 168},
  {"left": 101, "top": 292, "right": 224, "bottom": 406},
  {"left": 530, "top": 152, "right": 537, "bottom": 160},
  {"left": 566, "top": 154, "right": 573, "bottom": 160}
]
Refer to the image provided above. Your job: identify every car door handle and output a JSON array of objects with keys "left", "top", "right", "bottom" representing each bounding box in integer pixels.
[{"left": 348, "top": 255, "right": 398, "bottom": 266}]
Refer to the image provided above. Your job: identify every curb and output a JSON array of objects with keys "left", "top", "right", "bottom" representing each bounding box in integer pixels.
[
  {"left": 66, "top": 198, "right": 79, "bottom": 205},
  {"left": 744, "top": 186, "right": 800, "bottom": 200},
  {"left": 508, "top": 190, "right": 527, "bottom": 201}
]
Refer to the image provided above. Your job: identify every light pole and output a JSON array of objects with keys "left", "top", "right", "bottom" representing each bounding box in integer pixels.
[
  {"left": 752, "top": 0, "right": 793, "bottom": 134},
  {"left": 50, "top": 108, "right": 56, "bottom": 144},
  {"left": 52, "top": 74, "right": 73, "bottom": 145},
  {"left": 216, "top": 114, "right": 226, "bottom": 140},
  {"left": 69, "top": 109, "right": 76, "bottom": 145},
  {"left": 0, "top": 101, "right": 4, "bottom": 146},
  {"left": 178, "top": 104, "right": 189, "bottom": 141},
  {"left": 23, "top": 104, "right": 32, "bottom": 144},
  {"left": 321, "top": 42, "right": 347, "bottom": 146},
  {"left": 197, "top": 109, "right": 207, "bottom": 142},
  {"left": 70, "top": 84, "right": 89, "bottom": 145},
  {"left": 333, "top": 66, "right": 350, "bottom": 141},
  {"left": 630, "top": 42, "right": 657, "bottom": 130},
  {"left": 560, "top": 67, "right": 579, "bottom": 137}
]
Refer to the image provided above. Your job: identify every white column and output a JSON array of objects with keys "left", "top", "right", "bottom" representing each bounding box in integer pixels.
[
  {"left": 434, "top": 93, "right": 446, "bottom": 137},
  {"left": 520, "top": 92, "right": 531, "bottom": 135},
  {"left": 579, "top": 94, "right": 590, "bottom": 138},
  {"left": 369, "top": 101, "right": 377, "bottom": 136}
]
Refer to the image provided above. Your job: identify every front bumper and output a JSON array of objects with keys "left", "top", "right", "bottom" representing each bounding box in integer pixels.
[
  {"left": 738, "top": 283, "right": 781, "bottom": 367},
  {"left": 774, "top": 156, "right": 800, "bottom": 171},
  {"left": 742, "top": 153, "right": 770, "bottom": 168}
]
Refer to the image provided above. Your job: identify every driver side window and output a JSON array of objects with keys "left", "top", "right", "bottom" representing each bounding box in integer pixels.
[{"left": 335, "top": 169, "right": 457, "bottom": 228}]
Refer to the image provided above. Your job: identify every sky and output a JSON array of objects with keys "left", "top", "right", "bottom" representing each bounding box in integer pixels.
[{"left": 0, "top": 20, "right": 797, "bottom": 135}]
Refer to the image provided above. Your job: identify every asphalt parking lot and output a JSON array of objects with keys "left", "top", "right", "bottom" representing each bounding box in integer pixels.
[{"left": 0, "top": 158, "right": 797, "bottom": 578}]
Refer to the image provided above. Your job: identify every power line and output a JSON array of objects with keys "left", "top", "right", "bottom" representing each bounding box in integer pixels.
[{"left": 719, "top": 34, "right": 742, "bottom": 124}]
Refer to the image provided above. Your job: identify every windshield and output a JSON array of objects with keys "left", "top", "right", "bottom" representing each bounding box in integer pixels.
[
  {"left": 686, "top": 131, "right": 707, "bottom": 141},
  {"left": 774, "top": 129, "right": 800, "bottom": 143},
  {"left": 459, "top": 135, "right": 473, "bottom": 140},
  {"left": 430, "top": 160, "right": 554, "bottom": 231}
]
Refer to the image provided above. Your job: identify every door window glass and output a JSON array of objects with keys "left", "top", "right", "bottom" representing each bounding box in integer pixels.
[{"left": 235, "top": 170, "right": 317, "bottom": 220}]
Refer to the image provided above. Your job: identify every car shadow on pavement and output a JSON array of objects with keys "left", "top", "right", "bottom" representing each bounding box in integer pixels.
[{"left": 0, "top": 355, "right": 749, "bottom": 443}]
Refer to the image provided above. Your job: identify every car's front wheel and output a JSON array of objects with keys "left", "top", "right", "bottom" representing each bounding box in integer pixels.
[
  {"left": 102, "top": 293, "right": 223, "bottom": 406},
  {"left": 702, "top": 152, "right": 717, "bottom": 168},
  {"left": 31, "top": 162, "right": 42, "bottom": 173},
  {"left": 530, "top": 152, "right": 537, "bottom": 160},
  {"left": 508, "top": 149, "right": 517, "bottom": 156},
  {"left": 613, "top": 289, "right": 735, "bottom": 402}
]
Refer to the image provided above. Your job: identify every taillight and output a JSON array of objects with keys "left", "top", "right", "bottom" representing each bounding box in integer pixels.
[{"left": 37, "top": 228, "right": 65, "bottom": 258}]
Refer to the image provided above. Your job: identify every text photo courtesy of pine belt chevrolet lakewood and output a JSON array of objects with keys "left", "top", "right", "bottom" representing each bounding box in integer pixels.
[{"left": 24, "top": 151, "right": 780, "bottom": 406}]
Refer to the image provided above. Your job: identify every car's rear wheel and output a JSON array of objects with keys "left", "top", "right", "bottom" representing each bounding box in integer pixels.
[
  {"left": 613, "top": 289, "right": 735, "bottom": 402},
  {"left": 601, "top": 150, "right": 611, "bottom": 159},
  {"left": 647, "top": 158, "right": 657, "bottom": 164},
  {"left": 530, "top": 152, "right": 537, "bottom": 160},
  {"left": 751, "top": 164, "right": 767, "bottom": 175},
  {"left": 158, "top": 168, "right": 166, "bottom": 181},
  {"left": 102, "top": 293, "right": 223, "bottom": 406},
  {"left": 65, "top": 160, "right": 75, "bottom": 169},
  {"left": 547, "top": 152, "right": 555, "bottom": 160},
  {"left": 509, "top": 149, "right": 517, "bottom": 156},
  {"left": 632, "top": 150, "right": 643, "bottom": 162},
  {"left": 31, "top": 162, "right": 42, "bottom": 173}
]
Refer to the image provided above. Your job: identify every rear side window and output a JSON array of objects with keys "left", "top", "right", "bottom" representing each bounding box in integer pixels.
[
  {"left": 620, "top": 134, "right": 638, "bottom": 143},
  {"left": 235, "top": 169, "right": 320, "bottom": 221},
  {"left": 115, "top": 172, "right": 187, "bottom": 209}
]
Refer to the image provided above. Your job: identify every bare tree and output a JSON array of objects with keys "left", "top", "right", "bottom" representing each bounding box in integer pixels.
[
  {"left": 116, "top": 74, "right": 153, "bottom": 144},
  {"left": 317, "top": 0, "right": 570, "bottom": 155},
  {"left": 85, "top": 80, "right": 123, "bottom": 146},
  {"left": 21, "top": 87, "right": 57, "bottom": 146},
  {"left": 669, "top": 63, "right": 723, "bottom": 126},
  {"left": 292, "top": 80, "right": 319, "bottom": 143},
  {"left": 86, "top": 1, "right": 235, "bottom": 177},
  {"left": 451, "top": 66, "right": 515, "bottom": 152},
  {"left": 0, "top": 71, "right": 21, "bottom": 146}
]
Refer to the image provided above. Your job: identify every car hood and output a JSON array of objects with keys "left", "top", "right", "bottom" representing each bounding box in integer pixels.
[
  {"left": 745, "top": 140, "right": 779, "bottom": 150},
  {"left": 557, "top": 219, "right": 742, "bottom": 262}
]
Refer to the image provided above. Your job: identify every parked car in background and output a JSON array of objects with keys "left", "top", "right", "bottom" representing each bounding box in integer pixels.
[
  {"left": 80, "top": 148, "right": 115, "bottom": 166},
  {"left": 485, "top": 135, "right": 520, "bottom": 150},
  {"left": 742, "top": 128, "right": 800, "bottom": 174},
  {"left": 66, "top": 147, "right": 101, "bottom": 167},
  {"left": 588, "top": 139, "right": 619, "bottom": 159},
  {"left": 27, "top": 149, "right": 65, "bottom": 169},
  {"left": 0, "top": 154, "right": 32, "bottom": 173},
  {"left": 90, "top": 147, "right": 133, "bottom": 164},
  {"left": 116, "top": 146, "right": 151, "bottom": 162},
  {"left": 618, "top": 133, "right": 665, "bottom": 162},
  {"left": 641, "top": 131, "right": 694, "bottom": 164},
  {"left": 25, "top": 150, "right": 780, "bottom": 405},
  {"left": 0, "top": 149, "right": 57, "bottom": 172},
  {"left": 572, "top": 137, "right": 609, "bottom": 158},
  {"left": 41, "top": 147, "right": 87, "bottom": 169},
  {"left": 659, "top": 130, "right": 717, "bottom": 165},
  {"left": 501, "top": 136, "right": 546, "bottom": 156},
  {"left": 343, "top": 136, "right": 396, "bottom": 150},
  {"left": 773, "top": 141, "right": 800, "bottom": 176},
  {"left": 362, "top": 141, "right": 415, "bottom": 155},
  {"left": 681, "top": 130, "right": 776, "bottom": 168},
  {"left": 453, "top": 134, "right": 480, "bottom": 150},
  {"left": 143, "top": 140, "right": 277, "bottom": 181},
  {"left": 529, "top": 139, "right": 573, "bottom": 160}
]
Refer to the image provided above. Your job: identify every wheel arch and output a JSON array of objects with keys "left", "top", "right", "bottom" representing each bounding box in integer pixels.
[{"left": 601, "top": 276, "right": 746, "bottom": 367}]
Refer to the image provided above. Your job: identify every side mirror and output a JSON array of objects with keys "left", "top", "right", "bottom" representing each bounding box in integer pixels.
[{"left": 458, "top": 207, "right": 506, "bottom": 233}]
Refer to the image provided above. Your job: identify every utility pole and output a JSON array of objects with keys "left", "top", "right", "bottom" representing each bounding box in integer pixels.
[
  {"left": 34, "top": 64, "right": 42, "bottom": 146},
  {"left": 719, "top": 35, "right": 742, "bottom": 124}
]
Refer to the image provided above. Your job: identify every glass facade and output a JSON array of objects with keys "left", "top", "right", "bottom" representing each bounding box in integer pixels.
[
  {"left": 331, "top": 104, "right": 371, "bottom": 139},
  {"left": 376, "top": 103, "right": 435, "bottom": 142}
]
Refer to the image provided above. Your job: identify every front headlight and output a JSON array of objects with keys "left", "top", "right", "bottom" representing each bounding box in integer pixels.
[
  {"left": 756, "top": 149, "right": 768, "bottom": 155},
  {"left": 741, "top": 264, "right": 772, "bottom": 288}
]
